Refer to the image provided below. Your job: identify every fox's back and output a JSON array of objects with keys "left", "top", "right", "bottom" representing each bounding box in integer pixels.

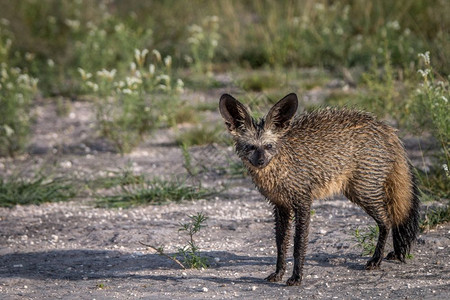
[{"left": 250, "top": 108, "right": 408, "bottom": 205}]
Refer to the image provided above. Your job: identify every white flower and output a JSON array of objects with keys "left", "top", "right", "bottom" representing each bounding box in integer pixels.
[
  {"left": 3, "top": 124, "right": 14, "bottom": 137},
  {"left": 115, "top": 23, "right": 125, "bottom": 32},
  {"left": 122, "top": 88, "right": 133, "bottom": 95},
  {"left": 78, "top": 68, "right": 92, "bottom": 80},
  {"left": 184, "top": 55, "right": 193, "bottom": 64},
  {"left": 386, "top": 20, "right": 400, "bottom": 31},
  {"left": 188, "top": 24, "right": 203, "bottom": 34},
  {"left": 65, "top": 19, "right": 80, "bottom": 31},
  {"left": 417, "top": 69, "right": 430, "bottom": 78},
  {"left": 25, "top": 52, "right": 35, "bottom": 61},
  {"left": 11, "top": 67, "right": 21, "bottom": 75},
  {"left": 418, "top": 51, "right": 430, "bottom": 65},
  {"left": 176, "top": 79, "right": 184, "bottom": 93},
  {"left": 152, "top": 49, "right": 161, "bottom": 62},
  {"left": 130, "top": 62, "right": 137, "bottom": 72},
  {"left": 134, "top": 49, "right": 149, "bottom": 66},
  {"left": 149, "top": 64, "right": 155, "bottom": 75},
  {"left": 17, "top": 74, "right": 30, "bottom": 85},
  {"left": 164, "top": 56, "right": 172, "bottom": 67},
  {"left": 86, "top": 81, "right": 99, "bottom": 92},
  {"left": 187, "top": 37, "right": 200, "bottom": 45},
  {"left": 314, "top": 3, "right": 325, "bottom": 11},
  {"left": 157, "top": 84, "right": 167, "bottom": 91},
  {"left": 125, "top": 76, "right": 142, "bottom": 89},
  {"left": 47, "top": 59, "right": 55, "bottom": 68},
  {"left": 97, "top": 68, "right": 117, "bottom": 80},
  {"left": 156, "top": 74, "right": 170, "bottom": 84}
]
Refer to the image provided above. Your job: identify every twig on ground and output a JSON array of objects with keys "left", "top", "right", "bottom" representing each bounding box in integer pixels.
[{"left": 139, "top": 240, "right": 186, "bottom": 269}]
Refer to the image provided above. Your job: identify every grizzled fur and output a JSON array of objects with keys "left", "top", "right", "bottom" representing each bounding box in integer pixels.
[{"left": 219, "top": 93, "right": 420, "bottom": 286}]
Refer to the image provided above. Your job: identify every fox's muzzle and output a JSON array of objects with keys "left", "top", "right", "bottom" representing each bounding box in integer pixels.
[{"left": 250, "top": 149, "right": 269, "bottom": 168}]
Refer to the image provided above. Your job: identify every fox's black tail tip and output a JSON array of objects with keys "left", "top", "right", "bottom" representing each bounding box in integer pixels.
[{"left": 392, "top": 176, "right": 420, "bottom": 261}]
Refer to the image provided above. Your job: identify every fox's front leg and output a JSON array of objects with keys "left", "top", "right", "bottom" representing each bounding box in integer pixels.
[
  {"left": 286, "top": 201, "right": 311, "bottom": 286},
  {"left": 265, "top": 205, "right": 291, "bottom": 282}
]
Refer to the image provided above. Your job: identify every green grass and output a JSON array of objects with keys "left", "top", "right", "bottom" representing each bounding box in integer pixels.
[
  {"left": 0, "top": 174, "right": 76, "bottom": 207},
  {"left": 420, "top": 205, "right": 450, "bottom": 231},
  {"left": 417, "top": 167, "right": 450, "bottom": 202},
  {"left": 175, "top": 124, "right": 227, "bottom": 147},
  {"left": 353, "top": 225, "right": 379, "bottom": 256},
  {"left": 87, "top": 168, "right": 145, "bottom": 190},
  {"left": 240, "top": 73, "right": 282, "bottom": 92},
  {"left": 96, "top": 178, "right": 212, "bottom": 208},
  {"left": 215, "top": 160, "right": 247, "bottom": 178}
]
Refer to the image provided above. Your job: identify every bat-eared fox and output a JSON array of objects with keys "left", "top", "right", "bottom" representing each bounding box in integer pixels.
[{"left": 219, "top": 93, "right": 419, "bottom": 286}]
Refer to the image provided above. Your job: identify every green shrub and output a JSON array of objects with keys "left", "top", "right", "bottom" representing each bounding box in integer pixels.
[
  {"left": 79, "top": 48, "right": 184, "bottom": 153},
  {"left": 0, "top": 62, "right": 38, "bottom": 156},
  {"left": 409, "top": 52, "right": 449, "bottom": 197}
]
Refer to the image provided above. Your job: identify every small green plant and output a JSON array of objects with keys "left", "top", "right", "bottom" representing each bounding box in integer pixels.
[
  {"left": 96, "top": 177, "right": 211, "bottom": 208},
  {"left": 420, "top": 205, "right": 450, "bottom": 232},
  {"left": 353, "top": 225, "right": 379, "bottom": 256},
  {"left": 96, "top": 283, "right": 106, "bottom": 289},
  {"left": 0, "top": 173, "right": 76, "bottom": 207},
  {"left": 177, "top": 212, "right": 210, "bottom": 269},
  {"left": 140, "top": 212, "right": 209, "bottom": 269}
]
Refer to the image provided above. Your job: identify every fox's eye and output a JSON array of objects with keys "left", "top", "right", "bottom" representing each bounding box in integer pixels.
[{"left": 265, "top": 144, "right": 273, "bottom": 150}]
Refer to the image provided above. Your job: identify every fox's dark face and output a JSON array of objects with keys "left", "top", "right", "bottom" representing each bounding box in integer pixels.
[{"left": 219, "top": 93, "right": 298, "bottom": 169}]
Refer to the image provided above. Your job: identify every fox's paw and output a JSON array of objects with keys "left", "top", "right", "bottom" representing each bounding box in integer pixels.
[
  {"left": 365, "top": 257, "right": 382, "bottom": 270},
  {"left": 265, "top": 272, "right": 284, "bottom": 282},
  {"left": 286, "top": 275, "right": 302, "bottom": 286},
  {"left": 385, "top": 251, "right": 406, "bottom": 263}
]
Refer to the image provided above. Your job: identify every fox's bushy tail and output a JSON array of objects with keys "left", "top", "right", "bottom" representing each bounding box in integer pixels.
[{"left": 391, "top": 171, "right": 420, "bottom": 262}]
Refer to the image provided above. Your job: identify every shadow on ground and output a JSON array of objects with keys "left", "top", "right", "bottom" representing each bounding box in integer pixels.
[{"left": 0, "top": 248, "right": 371, "bottom": 283}]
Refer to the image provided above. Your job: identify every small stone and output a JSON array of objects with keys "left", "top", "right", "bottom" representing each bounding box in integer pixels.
[
  {"left": 251, "top": 286, "right": 257, "bottom": 291},
  {"left": 202, "top": 287, "right": 208, "bottom": 292}
]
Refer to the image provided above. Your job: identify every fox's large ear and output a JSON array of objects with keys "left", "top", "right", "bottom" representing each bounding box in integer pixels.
[
  {"left": 219, "top": 94, "right": 253, "bottom": 133},
  {"left": 265, "top": 93, "right": 298, "bottom": 131}
]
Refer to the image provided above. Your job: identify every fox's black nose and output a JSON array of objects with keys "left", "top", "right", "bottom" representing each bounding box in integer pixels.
[{"left": 257, "top": 158, "right": 265, "bottom": 166}]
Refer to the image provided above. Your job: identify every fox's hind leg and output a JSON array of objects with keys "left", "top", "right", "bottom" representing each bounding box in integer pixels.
[
  {"left": 345, "top": 184, "right": 391, "bottom": 270},
  {"left": 365, "top": 219, "right": 390, "bottom": 270}
]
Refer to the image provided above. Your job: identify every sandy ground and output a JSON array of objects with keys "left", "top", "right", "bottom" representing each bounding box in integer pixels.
[{"left": 0, "top": 84, "right": 449, "bottom": 299}]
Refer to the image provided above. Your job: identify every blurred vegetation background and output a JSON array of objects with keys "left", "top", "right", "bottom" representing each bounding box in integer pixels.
[
  {"left": 1, "top": 0, "right": 448, "bottom": 94},
  {"left": 0, "top": 0, "right": 448, "bottom": 208}
]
